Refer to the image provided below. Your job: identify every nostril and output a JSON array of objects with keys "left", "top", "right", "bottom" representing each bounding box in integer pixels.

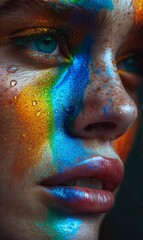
[{"left": 84, "top": 122, "right": 116, "bottom": 133}]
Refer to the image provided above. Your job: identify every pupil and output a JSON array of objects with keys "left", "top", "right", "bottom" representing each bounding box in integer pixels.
[
  {"left": 35, "top": 34, "right": 57, "bottom": 54},
  {"left": 43, "top": 37, "right": 52, "bottom": 44},
  {"left": 124, "top": 57, "right": 139, "bottom": 74}
]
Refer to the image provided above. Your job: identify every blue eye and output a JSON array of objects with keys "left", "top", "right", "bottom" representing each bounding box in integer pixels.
[
  {"left": 12, "top": 28, "right": 71, "bottom": 68},
  {"left": 30, "top": 34, "right": 58, "bottom": 54},
  {"left": 117, "top": 53, "right": 143, "bottom": 76},
  {"left": 121, "top": 57, "right": 140, "bottom": 74}
]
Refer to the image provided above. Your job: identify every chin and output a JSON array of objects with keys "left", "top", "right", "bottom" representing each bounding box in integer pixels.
[{"left": 0, "top": 198, "right": 105, "bottom": 240}]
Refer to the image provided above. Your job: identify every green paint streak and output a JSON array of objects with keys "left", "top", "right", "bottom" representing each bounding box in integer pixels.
[
  {"left": 41, "top": 60, "right": 72, "bottom": 141},
  {"left": 36, "top": 207, "right": 81, "bottom": 240}
]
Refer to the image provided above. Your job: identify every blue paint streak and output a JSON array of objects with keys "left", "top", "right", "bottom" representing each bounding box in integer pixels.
[
  {"left": 49, "top": 187, "right": 85, "bottom": 202},
  {"left": 50, "top": 37, "right": 98, "bottom": 172},
  {"left": 60, "top": 0, "right": 113, "bottom": 11},
  {"left": 51, "top": 208, "right": 82, "bottom": 240},
  {"left": 103, "top": 105, "right": 108, "bottom": 117},
  {"left": 103, "top": 102, "right": 113, "bottom": 117},
  {"left": 36, "top": 207, "right": 82, "bottom": 240}
]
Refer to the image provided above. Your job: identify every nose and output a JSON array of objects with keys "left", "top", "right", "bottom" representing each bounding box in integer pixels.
[{"left": 66, "top": 55, "right": 138, "bottom": 141}]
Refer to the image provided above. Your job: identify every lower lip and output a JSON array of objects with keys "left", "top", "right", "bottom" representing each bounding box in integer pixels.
[{"left": 42, "top": 186, "right": 114, "bottom": 213}]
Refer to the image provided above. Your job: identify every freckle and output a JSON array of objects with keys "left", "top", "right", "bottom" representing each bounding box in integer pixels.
[
  {"left": 7, "top": 65, "right": 18, "bottom": 73},
  {"left": 32, "top": 100, "right": 37, "bottom": 106},
  {"left": 10, "top": 80, "right": 17, "bottom": 87}
]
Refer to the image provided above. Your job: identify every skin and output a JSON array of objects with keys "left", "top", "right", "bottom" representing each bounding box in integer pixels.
[{"left": 0, "top": 0, "right": 142, "bottom": 239}]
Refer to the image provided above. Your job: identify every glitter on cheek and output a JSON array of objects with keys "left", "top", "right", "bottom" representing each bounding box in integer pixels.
[
  {"left": 60, "top": 0, "right": 114, "bottom": 10},
  {"left": 36, "top": 207, "right": 82, "bottom": 240}
]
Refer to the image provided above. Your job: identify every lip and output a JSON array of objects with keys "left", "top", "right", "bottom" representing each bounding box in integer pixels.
[{"left": 40, "top": 156, "right": 124, "bottom": 213}]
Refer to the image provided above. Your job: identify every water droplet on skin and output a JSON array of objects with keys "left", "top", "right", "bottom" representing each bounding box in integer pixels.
[
  {"left": 32, "top": 100, "right": 37, "bottom": 106},
  {"left": 14, "top": 94, "right": 18, "bottom": 100},
  {"left": 22, "top": 133, "right": 27, "bottom": 138},
  {"left": 65, "top": 106, "right": 75, "bottom": 113},
  {"left": 10, "top": 80, "right": 17, "bottom": 87},
  {"left": 7, "top": 65, "right": 18, "bottom": 73},
  {"left": 36, "top": 111, "right": 41, "bottom": 117}
]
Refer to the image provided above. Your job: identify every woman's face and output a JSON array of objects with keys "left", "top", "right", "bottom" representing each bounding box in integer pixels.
[{"left": 0, "top": 0, "right": 142, "bottom": 239}]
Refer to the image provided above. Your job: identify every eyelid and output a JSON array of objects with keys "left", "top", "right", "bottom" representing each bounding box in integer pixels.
[
  {"left": 6, "top": 27, "right": 73, "bottom": 68},
  {"left": 10, "top": 27, "right": 50, "bottom": 37},
  {"left": 9, "top": 27, "right": 67, "bottom": 39},
  {"left": 10, "top": 27, "right": 68, "bottom": 48},
  {"left": 10, "top": 27, "right": 72, "bottom": 60}
]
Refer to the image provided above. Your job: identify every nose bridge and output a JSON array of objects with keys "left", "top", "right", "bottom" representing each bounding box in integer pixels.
[
  {"left": 90, "top": 48, "right": 116, "bottom": 84},
  {"left": 88, "top": 48, "right": 123, "bottom": 107}
]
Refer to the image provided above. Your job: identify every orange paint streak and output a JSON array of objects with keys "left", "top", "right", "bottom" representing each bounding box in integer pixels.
[
  {"left": 113, "top": 121, "right": 138, "bottom": 163},
  {"left": 12, "top": 73, "right": 54, "bottom": 178},
  {"left": 133, "top": 0, "right": 143, "bottom": 23}
]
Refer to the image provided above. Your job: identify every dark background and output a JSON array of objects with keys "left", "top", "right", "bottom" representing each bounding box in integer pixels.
[{"left": 99, "top": 86, "right": 143, "bottom": 240}]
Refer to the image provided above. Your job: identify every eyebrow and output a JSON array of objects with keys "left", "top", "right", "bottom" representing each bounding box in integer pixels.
[
  {"left": 2, "top": 0, "right": 130, "bottom": 46},
  {"left": 0, "top": 0, "right": 97, "bottom": 24},
  {"left": 0, "top": 0, "right": 110, "bottom": 34},
  {"left": 0, "top": 0, "right": 111, "bottom": 18},
  {"left": 0, "top": 0, "right": 94, "bottom": 13}
]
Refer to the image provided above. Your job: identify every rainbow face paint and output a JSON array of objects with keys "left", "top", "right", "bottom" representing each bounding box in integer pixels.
[
  {"left": 50, "top": 40, "right": 92, "bottom": 172},
  {"left": 0, "top": 0, "right": 139, "bottom": 240},
  {"left": 37, "top": 207, "right": 82, "bottom": 240}
]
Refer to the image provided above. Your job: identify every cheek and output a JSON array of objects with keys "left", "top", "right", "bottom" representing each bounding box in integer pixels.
[
  {"left": 12, "top": 80, "right": 53, "bottom": 178},
  {"left": 113, "top": 121, "right": 138, "bottom": 163}
]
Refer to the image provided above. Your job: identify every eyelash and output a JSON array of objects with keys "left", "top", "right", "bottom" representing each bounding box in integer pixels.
[{"left": 9, "top": 28, "right": 72, "bottom": 68}]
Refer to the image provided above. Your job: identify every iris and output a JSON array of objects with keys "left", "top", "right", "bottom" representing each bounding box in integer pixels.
[{"left": 31, "top": 34, "right": 58, "bottom": 54}]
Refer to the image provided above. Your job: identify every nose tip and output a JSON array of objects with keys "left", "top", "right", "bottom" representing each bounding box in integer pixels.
[{"left": 65, "top": 96, "right": 137, "bottom": 141}]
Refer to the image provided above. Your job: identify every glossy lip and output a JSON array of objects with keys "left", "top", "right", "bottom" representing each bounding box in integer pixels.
[{"left": 40, "top": 156, "right": 124, "bottom": 213}]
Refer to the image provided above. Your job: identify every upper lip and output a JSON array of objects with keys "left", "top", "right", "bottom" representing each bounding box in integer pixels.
[{"left": 40, "top": 155, "right": 124, "bottom": 191}]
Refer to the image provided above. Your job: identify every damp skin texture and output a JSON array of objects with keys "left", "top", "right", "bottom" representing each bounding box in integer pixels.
[{"left": 0, "top": 0, "right": 141, "bottom": 240}]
